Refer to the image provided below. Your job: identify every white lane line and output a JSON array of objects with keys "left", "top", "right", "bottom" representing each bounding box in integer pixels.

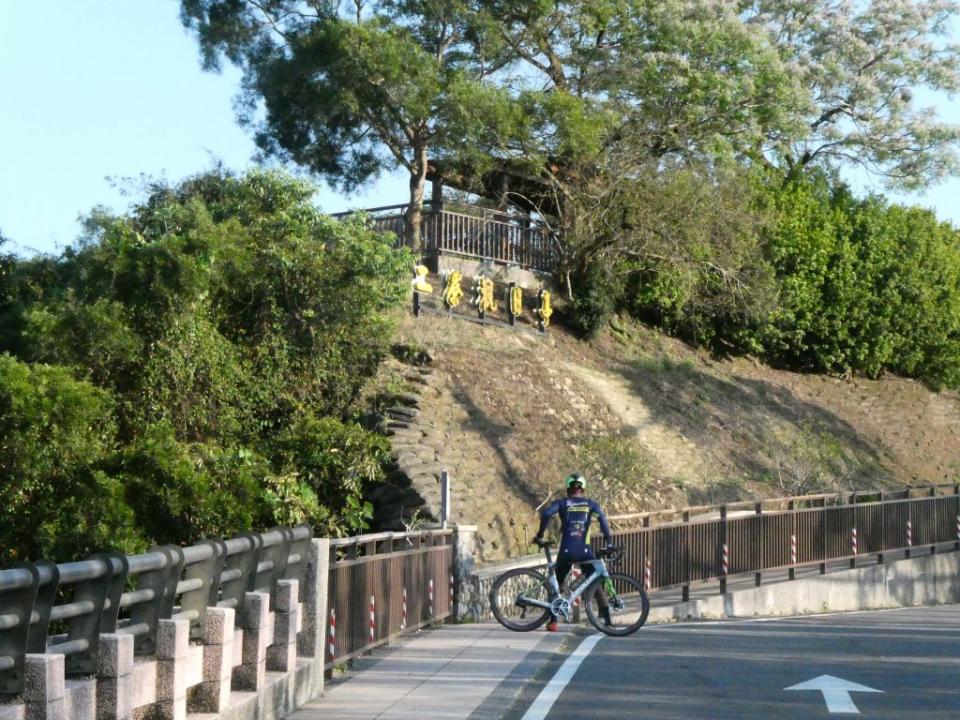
[{"left": 521, "top": 634, "right": 603, "bottom": 720}]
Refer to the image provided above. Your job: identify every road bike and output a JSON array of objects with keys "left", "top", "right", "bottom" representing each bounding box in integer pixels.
[{"left": 489, "top": 540, "right": 650, "bottom": 636}]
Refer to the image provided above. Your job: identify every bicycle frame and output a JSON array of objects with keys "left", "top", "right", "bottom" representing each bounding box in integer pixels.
[{"left": 520, "top": 545, "right": 612, "bottom": 620}]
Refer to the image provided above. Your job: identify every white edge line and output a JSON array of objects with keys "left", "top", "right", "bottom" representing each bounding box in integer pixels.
[{"left": 521, "top": 634, "right": 603, "bottom": 720}]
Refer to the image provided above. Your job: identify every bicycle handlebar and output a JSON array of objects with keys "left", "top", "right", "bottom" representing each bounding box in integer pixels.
[{"left": 598, "top": 545, "right": 624, "bottom": 562}]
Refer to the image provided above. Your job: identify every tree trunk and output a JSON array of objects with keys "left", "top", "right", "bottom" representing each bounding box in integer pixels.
[{"left": 405, "top": 144, "right": 429, "bottom": 255}]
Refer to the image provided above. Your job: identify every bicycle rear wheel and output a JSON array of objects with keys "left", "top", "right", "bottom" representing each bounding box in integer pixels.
[
  {"left": 489, "top": 568, "right": 553, "bottom": 631},
  {"left": 585, "top": 573, "right": 650, "bottom": 636}
]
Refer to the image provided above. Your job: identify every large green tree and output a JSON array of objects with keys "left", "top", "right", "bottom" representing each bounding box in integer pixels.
[
  {"left": 180, "top": 0, "right": 498, "bottom": 252},
  {"left": 744, "top": 0, "right": 960, "bottom": 189}
]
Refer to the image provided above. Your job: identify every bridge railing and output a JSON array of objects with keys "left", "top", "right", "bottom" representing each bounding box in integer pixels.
[
  {"left": 606, "top": 484, "right": 960, "bottom": 599},
  {"left": 0, "top": 524, "right": 463, "bottom": 720},
  {"left": 325, "top": 529, "right": 454, "bottom": 669}
]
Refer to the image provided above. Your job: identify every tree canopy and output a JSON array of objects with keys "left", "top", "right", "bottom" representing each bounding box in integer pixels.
[{"left": 0, "top": 169, "right": 411, "bottom": 562}]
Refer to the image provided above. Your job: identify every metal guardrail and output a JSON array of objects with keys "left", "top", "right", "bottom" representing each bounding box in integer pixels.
[
  {"left": 0, "top": 525, "right": 312, "bottom": 696},
  {"left": 325, "top": 529, "right": 453, "bottom": 670},
  {"left": 606, "top": 484, "right": 960, "bottom": 599},
  {"left": 333, "top": 201, "right": 557, "bottom": 272}
]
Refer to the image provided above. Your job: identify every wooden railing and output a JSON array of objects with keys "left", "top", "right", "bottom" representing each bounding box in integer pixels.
[
  {"left": 325, "top": 530, "right": 454, "bottom": 669},
  {"left": 333, "top": 201, "right": 557, "bottom": 272}
]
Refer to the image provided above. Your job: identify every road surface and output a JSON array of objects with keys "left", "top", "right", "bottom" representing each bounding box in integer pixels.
[{"left": 506, "top": 605, "right": 960, "bottom": 719}]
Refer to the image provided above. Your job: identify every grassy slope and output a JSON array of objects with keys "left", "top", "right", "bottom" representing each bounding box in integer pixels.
[{"left": 381, "top": 311, "right": 960, "bottom": 561}]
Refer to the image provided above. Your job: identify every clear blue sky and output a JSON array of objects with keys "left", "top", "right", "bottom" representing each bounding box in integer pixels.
[{"left": 0, "top": 2, "right": 957, "bottom": 257}]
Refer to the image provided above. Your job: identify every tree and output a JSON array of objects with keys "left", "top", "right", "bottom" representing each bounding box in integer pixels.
[
  {"left": 180, "top": 0, "right": 493, "bottom": 252},
  {"left": 743, "top": 0, "right": 960, "bottom": 189}
]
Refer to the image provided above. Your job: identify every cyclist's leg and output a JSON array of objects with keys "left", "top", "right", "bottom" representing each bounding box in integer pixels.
[
  {"left": 551, "top": 561, "right": 572, "bottom": 622},
  {"left": 581, "top": 561, "right": 611, "bottom": 625},
  {"left": 579, "top": 562, "right": 609, "bottom": 607}
]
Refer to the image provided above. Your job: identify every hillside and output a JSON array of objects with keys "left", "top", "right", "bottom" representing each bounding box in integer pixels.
[{"left": 361, "top": 311, "right": 960, "bottom": 564}]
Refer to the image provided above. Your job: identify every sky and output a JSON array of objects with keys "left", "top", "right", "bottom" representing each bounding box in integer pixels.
[{"left": 0, "top": 1, "right": 958, "bottom": 257}]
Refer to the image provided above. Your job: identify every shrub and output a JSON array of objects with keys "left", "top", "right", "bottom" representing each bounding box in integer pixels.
[
  {"left": 0, "top": 355, "right": 142, "bottom": 562},
  {"left": 268, "top": 413, "right": 389, "bottom": 536}
]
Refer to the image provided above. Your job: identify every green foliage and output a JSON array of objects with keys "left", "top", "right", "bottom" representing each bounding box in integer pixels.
[
  {"left": 112, "top": 423, "right": 262, "bottom": 546},
  {"left": 751, "top": 174, "right": 960, "bottom": 387},
  {"left": 0, "top": 169, "right": 411, "bottom": 559},
  {"left": 268, "top": 414, "right": 388, "bottom": 536},
  {"left": 0, "top": 355, "right": 142, "bottom": 562}
]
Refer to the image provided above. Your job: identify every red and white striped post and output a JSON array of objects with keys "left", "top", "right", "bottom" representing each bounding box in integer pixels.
[
  {"left": 328, "top": 608, "right": 336, "bottom": 663},
  {"left": 428, "top": 579, "right": 434, "bottom": 618},
  {"left": 906, "top": 519, "right": 913, "bottom": 558},
  {"left": 850, "top": 527, "right": 858, "bottom": 568},
  {"left": 644, "top": 556, "right": 652, "bottom": 591},
  {"left": 956, "top": 514, "right": 960, "bottom": 550},
  {"left": 719, "top": 543, "right": 729, "bottom": 593},
  {"left": 368, "top": 595, "right": 376, "bottom": 645},
  {"left": 449, "top": 574, "right": 455, "bottom": 617},
  {"left": 401, "top": 587, "right": 407, "bottom": 632},
  {"left": 789, "top": 534, "right": 797, "bottom": 580}
]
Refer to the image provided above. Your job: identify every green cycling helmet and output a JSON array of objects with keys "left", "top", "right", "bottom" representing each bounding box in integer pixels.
[{"left": 565, "top": 473, "right": 586, "bottom": 489}]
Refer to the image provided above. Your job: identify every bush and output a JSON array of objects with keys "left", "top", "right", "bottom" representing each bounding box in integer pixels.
[
  {"left": 0, "top": 355, "right": 142, "bottom": 562},
  {"left": 113, "top": 422, "right": 264, "bottom": 545},
  {"left": 752, "top": 175, "right": 960, "bottom": 387},
  {"left": 268, "top": 413, "right": 389, "bottom": 536}
]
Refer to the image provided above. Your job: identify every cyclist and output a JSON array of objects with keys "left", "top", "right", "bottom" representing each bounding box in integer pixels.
[{"left": 533, "top": 472, "right": 613, "bottom": 631}]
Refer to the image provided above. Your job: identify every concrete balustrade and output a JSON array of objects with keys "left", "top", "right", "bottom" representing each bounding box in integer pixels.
[{"left": 0, "top": 537, "right": 330, "bottom": 720}]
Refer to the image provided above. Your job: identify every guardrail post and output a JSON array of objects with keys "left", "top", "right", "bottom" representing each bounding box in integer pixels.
[
  {"left": 754, "top": 503, "right": 763, "bottom": 587},
  {"left": 155, "top": 617, "right": 195, "bottom": 720},
  {"left": 267, "top": 579, "right": 299, "bottom": 673},
  {"left": 451, "top": 526, "right": 477, "bottom": 622},
  {"left": 719, "top": 506, "right": 727, "bottom": 594},
  {"left": 59, "top": 554, "right": 113, "bottom": 677},
  {"left": 682, "top": 511, "right": 690, "bottom": 602},
  {"left": 0, "top": 564, "right": 39, "bottom": 696},
  {"left": 296, "top": 538, "right": 329, "bottom": 704},
  {"left": 819, "top": 497, "right": 827, "bottom": 575},
  {"left": 788, "top": 501, "right": 796, "bottom": 581},
  {"left": 179, "top": 540, "right": 224, "bottom": 643},
  {"left": 23, "top": 653, "right": 65, "bottom": 719},
  {"left": 878, "top": 490, "right": 886, "bottom": 565},
  {"left": 96, "top": 633, "right": 134, "bottom": 720},
  {"left": 189, "top": 607, "right": 235, "bottom": 714},
  {"left": 954, "top": 485, "right": 959, "bottom": 552},
  {"left": 129, "top": 546, "right": 184, "bottom": 656},
  {"left": 233, "top": 591, "right": 270, "bottom": 691}
]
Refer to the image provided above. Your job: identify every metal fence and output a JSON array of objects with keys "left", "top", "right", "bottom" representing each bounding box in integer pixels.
[
  {"left": 334, "top": 201, "right": 557, "bottom": 272},
  {"left": 606, "top": 484, "right": 960, "bottom": 599},
  {"left": 325, "top": 529, "right": 454, "bottom": 670},
  {"left": 0, "top": 525, "right": 312, "bottom": 696}
]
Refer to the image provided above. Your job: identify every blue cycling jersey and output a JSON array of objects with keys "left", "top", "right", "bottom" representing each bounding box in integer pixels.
[{"left": 537, "top": 497, "right": 612, "bottom": 562}]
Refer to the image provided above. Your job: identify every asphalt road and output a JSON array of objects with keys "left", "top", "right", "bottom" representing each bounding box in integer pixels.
[{"left": 508, "top": 605, "right": 960, "bottom": 719}]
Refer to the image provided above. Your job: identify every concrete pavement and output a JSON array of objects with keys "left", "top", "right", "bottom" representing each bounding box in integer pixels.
[{"left": 288, "top": 624, "right": 571, "bottom": 720}]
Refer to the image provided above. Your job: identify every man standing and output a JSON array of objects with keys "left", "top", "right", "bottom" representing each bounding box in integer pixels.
[{"left": 534, "top": 472, "right": 613, "bottom": 631}]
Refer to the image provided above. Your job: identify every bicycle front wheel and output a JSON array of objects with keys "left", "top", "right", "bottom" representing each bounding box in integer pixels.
[
  {"left": 489, "top": 568, "right": 553, "bottom": 631},
  {"left": 585, "top": 573, "right": 650, "bottom": 637}
]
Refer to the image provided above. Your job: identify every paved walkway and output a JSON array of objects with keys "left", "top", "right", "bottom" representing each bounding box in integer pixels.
[{"left": 290, "top": 624, "right": 568, "bottom": 720}]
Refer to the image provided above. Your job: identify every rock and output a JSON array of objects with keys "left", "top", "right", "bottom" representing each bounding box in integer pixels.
[
  {"left": 388, "top": 406, "right": 419, "bottom": 421},
  {"left": 393, "top": 392, "right": 422, "bottom": 407}
]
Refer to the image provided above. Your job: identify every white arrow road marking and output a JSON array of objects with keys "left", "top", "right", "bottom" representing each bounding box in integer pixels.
[
  {"left": 521, "top": 634, "right": 603, "bottom": 720},
  {"left": 785, "top": 674, "right": 883, "bottom": 714}
]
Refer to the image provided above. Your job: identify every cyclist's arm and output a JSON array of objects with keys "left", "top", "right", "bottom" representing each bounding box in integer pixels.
[
  {"left": 535, "top": 500, "right": 561, "bottom": 541},
  {"left": 592, "top": 501, "right": 613, "bottom": 545}
]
